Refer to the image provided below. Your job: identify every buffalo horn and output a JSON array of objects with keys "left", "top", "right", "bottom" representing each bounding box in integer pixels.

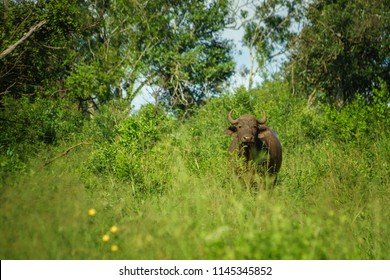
[
  {"left": 257, "top": 111, "right": 267, "bottom": 124},
  {"left": 228, "top": 110, "right": 239, "bottom": 124}
]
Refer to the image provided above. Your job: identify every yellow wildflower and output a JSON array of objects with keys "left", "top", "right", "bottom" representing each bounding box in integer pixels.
[
  {"left": 102, "top": 234, "right": 110, "bottom": 242},
  {"left": 88, "top": 208, "right": 96, "bottom": 217},
  {"left": 110, "top": 225, "right": 118, "bottom": 233},
  {"left": 111, "top": 245, "right": 119, "bottom": 252}
]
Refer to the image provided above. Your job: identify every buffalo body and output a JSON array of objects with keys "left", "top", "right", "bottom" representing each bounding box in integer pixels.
[{"left": 224, "top": 111, "right": 282, "bottom": 183}]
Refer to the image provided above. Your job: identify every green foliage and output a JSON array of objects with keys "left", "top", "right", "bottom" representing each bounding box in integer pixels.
[
  {"left": 237, "top": 0, "right": 305, "bottom": 88},
  {"left": 88, "top": 104, "right": 176, "bottom": 191},
  {"left": 299, "top": 81, "right": 389, "bottom": 143},
  {"left": 65, "top": 63, "right": 113, "bottom": 103},
  {"left": 0, "top": 97, "right": 83, "bottom": 178},
  {"left": 0, "top": 0, "right": 83, "bottom": 100},
  {"left": 287, "top": 0, "right": 390, "bottom": 105},
  {"left": 140, "top": 0, "right": 235, "bottom": 113},
  {"left": 118, "top": 105, "right": 170, "bottom": 152},
  {"left": 1, "top": 0, "right": 235, "bottom": 123}
]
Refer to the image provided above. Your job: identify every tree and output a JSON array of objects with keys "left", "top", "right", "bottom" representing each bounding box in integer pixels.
[
  {"left": 1, "top": 0, "right": 236, "bottom": 118},
  {"left": 0, "top": 1, "right": 85, "bottom": 102},
  {"left": 64, "top": 0, "right": 155, "bottom": 113},
  {"left": 230, "top": 0, "right": 305, "bottom": 89},
  {"left": 138, "top": 0, "right": 236, "bottom": 115},
  {"left": 65, "top": 0, "right": 236, "bottom": 116},
  {"left": 287, "top": 0, "right": 390, "bottom": 107}
]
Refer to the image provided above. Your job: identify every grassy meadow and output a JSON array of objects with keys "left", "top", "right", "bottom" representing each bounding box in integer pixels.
[{"left": 1, "top": 82, "right": 389, "bottom": 259}]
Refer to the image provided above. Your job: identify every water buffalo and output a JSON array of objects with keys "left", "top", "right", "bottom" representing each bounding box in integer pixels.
[{"left": 224, "top": 110, "right": 282, "bottom": 185}]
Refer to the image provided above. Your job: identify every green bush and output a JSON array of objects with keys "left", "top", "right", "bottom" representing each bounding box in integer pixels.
[
  {"left": 324, "top": 81, "right": 389, "bottom": 143},
  {"left": 87, "top": 104, "right": 176, "bottom": 192},
  {"left": 0, "top": 96, "right": 83, "bottom": 178}
]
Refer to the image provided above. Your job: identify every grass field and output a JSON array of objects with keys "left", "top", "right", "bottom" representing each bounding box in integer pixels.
[{"left": 1, "top": 84, "right": 389, "bottom": 259}]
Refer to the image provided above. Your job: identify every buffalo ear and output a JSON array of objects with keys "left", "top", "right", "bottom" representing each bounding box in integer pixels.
[
  {"left": 257, "top": 124, "right": 268, "bottom": 140},
  {"left": 224, "top": 126, "right": 237, "bottom": 136}
]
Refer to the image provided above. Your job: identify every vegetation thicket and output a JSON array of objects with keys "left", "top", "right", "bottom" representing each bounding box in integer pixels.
[{"left": 1, "top": 0, "right": 389, "bottom": 259}]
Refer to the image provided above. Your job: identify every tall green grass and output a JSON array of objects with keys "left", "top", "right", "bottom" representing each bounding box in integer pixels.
[{"left": 1, "top": 82, "right": 389, "bottom": 259}]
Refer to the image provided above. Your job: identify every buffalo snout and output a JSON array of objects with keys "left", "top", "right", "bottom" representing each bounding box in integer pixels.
[{"left": 241, "top": 135, "right": 255, "bottom": 143}]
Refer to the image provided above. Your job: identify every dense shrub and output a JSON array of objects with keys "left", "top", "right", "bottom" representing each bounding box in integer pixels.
[
  {"left": 87, "top": 104, "right": 176, "bottom": 192},
  {"left": 0, "top": 97, "right": 83, "bottom": 177},
  {"left": 324, "top": 82, "right": 389, "bottom": 143}
]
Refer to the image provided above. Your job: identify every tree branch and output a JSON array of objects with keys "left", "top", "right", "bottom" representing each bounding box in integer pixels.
[
  {"left": 41, "top": 142, "right": 91, "bottom": 168},
  {"left": 0, "top": 20, "right": 47, "bottom": 60}
]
